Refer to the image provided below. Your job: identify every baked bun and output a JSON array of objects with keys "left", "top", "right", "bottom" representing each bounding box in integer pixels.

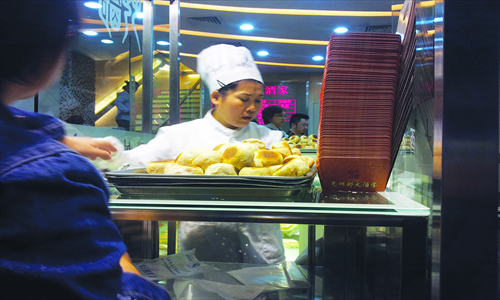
[
  {"left": 204, "top": 163, "right": 237, "bottom": 175},
  {"left": 282, "top": 137, "right": 290, "bottom": 142},
  {"left": 175, "top": 147, "right": 209, "bottom": 164},
  {"left": 281, "top": 155, "right": 314, "bottom": 168},
  {"left": 242, "top": 138, "right": 266, "bottom": 150},
  {"left": 282, "top": 155, "right": 305, "bottom": 165},
  {"left": 291, "top": 148, "right": 302, "bottom": 156},
  {"left": 304, "top": 156, "right": 315, "bottom": 168},
  {"left": 294, "top": 144, "right": 304, "bottom": 149},
  {"left": 165, "top": 163, "right": 204, "bottom": 175},
  {"left": 299, "top": 136, "right": 310, "bottom": 143},
  {"left": 282, "top": 155, "right": 314, "bottom": 168},
  {"left": 309, "top": 134, "right": 318, "bottom": 140},
  {"left": 271, "top": 141, "right": 292, "bottom": 158},
  {"left": 253, "top": 150, "right": 283, "bottom": 167},
  {"left": 146, "top": 160, "right": 175, "bottom": 174},
  {"left": 272, "top": 158, "right": 310, "bottom": 177},
  {"left": 213, "top": 143, "right": 231, "bottom": 154},
  {"left": 191, "top": 150, "right": 223, "bottom": 171},
  {"left": 239, "top": 167, "right": 272, "bottom": 176},
  {"left": 222, "top": 143, "right": 255, "bottom": 171},
  {"left": 268, "top": 164, "right": 283, "bottom": 173},
  {"left": 289, "top": 135, "right": 300, "bottom": 143},
  {"left": 304, "top": 145, "right": 315, "bottom": 149}
]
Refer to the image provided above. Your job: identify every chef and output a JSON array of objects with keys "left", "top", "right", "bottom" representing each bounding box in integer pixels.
[
  {"left": 117, "top": 44, "right": 282, "bottom": 168},
  {"left": 105, "top": 44, "right": 286, "bottom": 264}
]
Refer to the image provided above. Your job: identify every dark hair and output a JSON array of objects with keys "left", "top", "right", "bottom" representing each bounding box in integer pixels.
[
  {"left": 124, "top": 81, "right": 140, "bottom": 92},
  {"left": 289, "top": 113, "right": 309, "bottom": 126},
  {"left": 261, "top": 105, "right": 285, "bottom": 124},
  {"left": 217, "top": 79, "right": 263, "bottom": 97},
  {"left": 0, "top": 1, "right": 80, "bottom": 86}
]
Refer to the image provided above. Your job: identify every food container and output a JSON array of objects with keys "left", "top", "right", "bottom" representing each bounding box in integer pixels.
[{"left": 105, "top": 167, "right": 316, "bottom": 199}]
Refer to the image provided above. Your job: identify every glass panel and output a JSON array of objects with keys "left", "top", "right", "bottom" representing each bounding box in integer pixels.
[
  {"left": 119, "top": 222, "right": 404, "bottom": 299},
  {"left": 69, "top": 1, "right": 145, "bottom": 131},
  {"left": 388, "top": 1, "right": 435, "bottom": 209},
  {"left": 153, "top": 2, "right": 202, "bottom": 129}
]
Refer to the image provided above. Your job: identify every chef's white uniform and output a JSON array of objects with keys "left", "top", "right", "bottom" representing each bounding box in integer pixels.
[
  {"left": 124, "top": 110, "right": 282, "bottom": 168},
  {"left": 122, "top": 111, "right": 286, "bottom": 264}
]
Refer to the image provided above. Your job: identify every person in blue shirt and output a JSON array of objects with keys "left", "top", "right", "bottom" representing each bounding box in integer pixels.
[
  {"left": 0, "top": 1, "right": 170, "bottom": 299},
  {"left": 115, "top": 81, "right": 139, "bottom": 130}
]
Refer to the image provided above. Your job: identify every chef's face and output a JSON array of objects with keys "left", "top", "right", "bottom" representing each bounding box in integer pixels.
[{"left": 211, "top": 80, "right": 264, "bottom": 129}]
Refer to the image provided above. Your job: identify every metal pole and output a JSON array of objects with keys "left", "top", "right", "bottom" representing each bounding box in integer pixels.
[
  {"left": 142, "top": 0, "right": 154, "bottom": 133},
  {"left": 34, "top": 93, "right": 39, "bottom": 113},
  {"left": 129, "top": 36, "right": 136, "bottom": 132},
  {"left": 169, "top": 0, "right": 180, "bottom": 125}
]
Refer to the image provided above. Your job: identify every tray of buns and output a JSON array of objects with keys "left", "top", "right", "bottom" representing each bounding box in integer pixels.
[
  {"left": 106, "top": 169, "right": 315, "bottom": 197},
  {"left": 283, "top": 134, "right": 318, "bottom": 152},
  {"left": 105, "top": 139, "right": 317, "bottom": 197}
]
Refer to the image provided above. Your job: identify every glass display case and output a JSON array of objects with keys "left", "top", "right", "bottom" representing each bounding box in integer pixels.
[
  {"left": 109, "top": 188, "right": 429, "bottom": 299},
  {"left": 15, "top": 0, "right": 498, "bottom": 298}
]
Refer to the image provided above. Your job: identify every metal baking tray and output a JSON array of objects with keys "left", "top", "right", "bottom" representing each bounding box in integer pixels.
[
  {"left": 299, "top": 149, "right": 317, "bottom": 153},
  {"left": 111, "top": 185, "right": 315, "bottom": 198},
  {"left": 105, "top": 167, "right": 316, "bottom": 197}
]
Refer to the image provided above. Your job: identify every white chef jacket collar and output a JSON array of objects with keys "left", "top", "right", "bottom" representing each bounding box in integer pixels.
[{"left": 205, "top": 109, "right": 246, "bottom": 136}]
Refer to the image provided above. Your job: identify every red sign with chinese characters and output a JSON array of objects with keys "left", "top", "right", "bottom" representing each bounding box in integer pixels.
[
  {"left": 256, "top": 85, "right": 297, "bottom": 124},
  {"left": 257, "top": 99, "right": 297, "bottom": 125}
]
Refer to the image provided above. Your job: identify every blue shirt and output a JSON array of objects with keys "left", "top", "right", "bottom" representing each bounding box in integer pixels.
[
  {"left": 115, "top": 91, "right": 130, "bottom": 121},
  {"left": 0, "top": 104, "right": 170, "bottom": 299}
]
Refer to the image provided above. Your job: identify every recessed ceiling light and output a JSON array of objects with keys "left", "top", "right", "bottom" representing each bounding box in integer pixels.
[
  {"left": 101, "top": 39, "right": 113, "bottom": 44},
  {"left": 334, "top": 27, "right": 348, "bottom": 34},
  {"left": 136, "top": 12, "right": 144, "bottom": 19},
  {"left": 312, "top": 55, "right": 324, "bottom": 61},
  {"left": 82, "top": 30, "right": 98, "bottom": 36},
  {"left": 156, "top": 41, "right": 182, "bottom": 46},
  {"left": 257, "top": 50, "right": 269, "bottom": 57},
  {"left": 240, "top": 24, "right": 254, "bottom": 31},
  {"left": 84, "top": 2, "right": 102, "bottom": 9}
]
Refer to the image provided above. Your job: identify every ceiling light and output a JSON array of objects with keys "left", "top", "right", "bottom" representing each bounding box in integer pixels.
[
  {"left": 136, "top": 12, "right": 144, "bottom": 19},
  {"left": 84, "top": 2, "right": 102, "bottom": 9},
  {"left": 312, "top": 55, "right": 324, "bottom": 61},
  {"left": 82, "top": 30, "right": 98, "bottom": 36},
  {"left": 101, "top": 39, "right": 114, "bottom": 44},
  {"left": 334, "top": 27, "right": 348, "bottom": 34},
  {"left": 257, "top": 50, "right": 269, "bottom": 57},
  {"left": 240, "top": 24, "right": 254, "bottom": 31},
  {"left": 156, "top": 41, "right": 181, "bottom": 46}
]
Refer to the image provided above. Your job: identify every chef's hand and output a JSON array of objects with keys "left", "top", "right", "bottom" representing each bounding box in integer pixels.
[{"left": 60, "top": 136, "right": 118, "bottom": 160}]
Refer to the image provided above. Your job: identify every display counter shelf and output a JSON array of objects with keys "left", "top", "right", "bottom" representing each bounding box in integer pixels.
[{"left": 109, "top": 189, "right": 430, "bottom": 299}]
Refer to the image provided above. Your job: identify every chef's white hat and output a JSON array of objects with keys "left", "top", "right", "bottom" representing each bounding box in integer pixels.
[{"left": 197, "top": 44, "right": 263, "bottom": 93}]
